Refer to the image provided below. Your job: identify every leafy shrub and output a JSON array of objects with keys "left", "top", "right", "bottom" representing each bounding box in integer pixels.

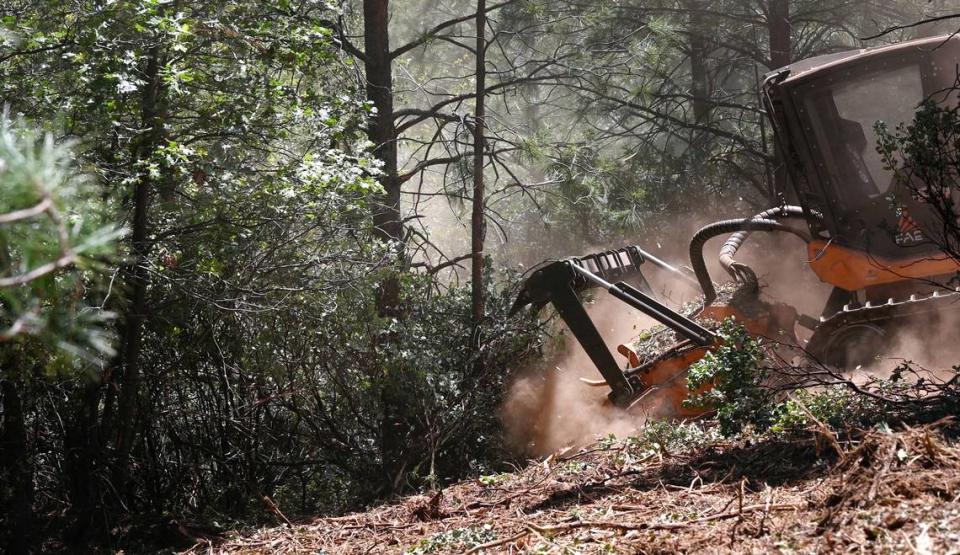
[
  {"left": 679, "top": 320, "right": 945, "bottom": 438},
  {"left": 683, "top": 319, "right": 774, "bottom": 436},
  {"left": 875, "top": 100, "right": 960, "bottom": 259},
  {"left": 626, "top": 420, "right": 720, "bottom": 457},
  {"left": 770, "top": 386, "right": 884, "bottom": 435}
]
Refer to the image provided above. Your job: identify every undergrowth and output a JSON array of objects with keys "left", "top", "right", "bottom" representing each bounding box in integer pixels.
[
  {"left": 624, "top": 420, "right": 721, "bottom": 458},
  {"left": 684, "top": 319, "right": 772, "bottom": 436},
  {"left": 683, "top": 318, "right": 960, "bottom": 439}
]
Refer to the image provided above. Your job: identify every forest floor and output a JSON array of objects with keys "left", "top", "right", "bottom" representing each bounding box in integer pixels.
[{"left": 192, "top": 419, "right": 960, "bottom": 554}]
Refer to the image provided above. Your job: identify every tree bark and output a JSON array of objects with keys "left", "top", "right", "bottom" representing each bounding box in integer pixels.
[
  {"left": 687, "top": 2, "right": 711, "bottom": 126},
  {"left": 112, "top": 44, "right": 164, "bottom": 494},
  {"left": 768, "top": 0, "right": 791, "bottom": 70},
  {"left": 767, "top": 0, "right": 791, "bottom": 199},
  {"left": 0, "top": 235, "right": 32, "bottom": 554},
  {"left": 63, "top": 380, "right": 106, "bottom": 546},
  {"left": 471, "top": 0, "right": 487, "bottom": 329},
  {"left": 687, "top": 1, "right": 712, "bottom": 164},
  {"left": 364, "top": 0, "right": 404, "bottom": 315}
]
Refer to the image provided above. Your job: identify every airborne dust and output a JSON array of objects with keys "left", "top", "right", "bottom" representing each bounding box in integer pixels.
[
  {"left": 500, "top": 234, "right": 705, "bottom": 457},
  {"left": 500, "top": 296, "right": 659, "bottom": 457}
]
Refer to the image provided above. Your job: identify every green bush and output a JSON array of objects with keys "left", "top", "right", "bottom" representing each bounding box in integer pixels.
[
  {"left": 683, "top": 319, "right": 774, "bottom": 436},
  {"left": 626, "top": 420, "right": 721, "bottom": 457},
  {"left": 680, "top": 320, "right": 933, "bottom": 438},
  {"left": 770, "top": 386, "right": 884, "bottom": 435}
]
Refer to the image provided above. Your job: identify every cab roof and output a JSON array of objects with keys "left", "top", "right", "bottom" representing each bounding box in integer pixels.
[{"left": 765, "top": 34, "right": 960, "bottom": 86}]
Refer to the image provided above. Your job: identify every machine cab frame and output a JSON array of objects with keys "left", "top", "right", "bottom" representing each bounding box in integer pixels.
[{"left": 763, "top": 35, "right": 960, "bottom": 260}]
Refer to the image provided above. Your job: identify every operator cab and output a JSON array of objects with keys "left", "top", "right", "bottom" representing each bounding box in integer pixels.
[{"left": 763, "top": 35, "right": 960, "bottom": 260}]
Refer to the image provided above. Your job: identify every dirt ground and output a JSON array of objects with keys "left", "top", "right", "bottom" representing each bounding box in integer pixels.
[{"left": 188, "top": 419, "right": 960, "bottom": 554}]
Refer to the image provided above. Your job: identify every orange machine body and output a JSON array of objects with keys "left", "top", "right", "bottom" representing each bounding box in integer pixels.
[
  {"left": 807, "top": 240, "right": 960, "bottom": 292},
  {"left": 615, "top": 303, "right": 795, "bottom": 417}
]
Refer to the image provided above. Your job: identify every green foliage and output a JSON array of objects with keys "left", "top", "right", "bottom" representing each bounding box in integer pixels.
[
  {"left": 684, "top": 319, "right": 773, "bottom": 436},
  {"left": 1, "top": 0, "right": 395, "bottom": 537},
  {"left": 593, "top": 422, "right": 721, "bottom": 469},
  {"left": 626, "top": 420, "right": 721, "bottom": 458},
  {"left": 3, "top": 0, "right": 556, "bottom": 534},
  {"left": 770, "top": 386, "right": 885, "bottom": 435},
  {"left": 876, "top": 100, "right": 960, "bottom": 192},
  {"left": 0, "top": 116, "right": 122, "bottom": 365},
  {"left": 680, "top": 320, "right": 893, "bottom": 438},
  {"left": 876, "top": 100, "right": 960, "bottom": 256},
  {"left": 678, "top": 322, "right": 930, "bottom": 439}
]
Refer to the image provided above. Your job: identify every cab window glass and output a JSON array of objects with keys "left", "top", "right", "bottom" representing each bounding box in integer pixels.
[{"left": 830, "top": 63, "right": 923, "bottom": 197}]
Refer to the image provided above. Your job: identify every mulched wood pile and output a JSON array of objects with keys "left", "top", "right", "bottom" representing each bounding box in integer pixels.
[{"left": 190, "top": 419, "right": 960, "bottom": 554}]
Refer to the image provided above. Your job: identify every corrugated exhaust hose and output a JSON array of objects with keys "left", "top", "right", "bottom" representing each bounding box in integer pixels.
[
  {"left": 691, "top": 206, "right": 812, "bottom": 305},
  {"left": 719, "top": 206, "right": 811, "bottom": 288}
]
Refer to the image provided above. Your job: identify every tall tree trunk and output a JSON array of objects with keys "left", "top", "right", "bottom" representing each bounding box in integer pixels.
[
  {"left": 686, "top": 1, "right": 712, "bottom": 167},
  {"left": 471, "top": 0, "right": 487, "bottom": 330},
  {"left": 364, "top": 0, "right": 402, "bottom": 493},
  {"left": 767, "top": 0, "right": 791, "bottom": 200},
  {"left": 63, "top": 380, "right": 106, "bottom": 546},
  {"left": 0, "top": 211, "right": 32, "bottom": 554},
  {"left": 112, "top": 44, "right": 164, "bottom": 495},
  {"left": 688, "top": 3, "right": 711, "bottom": 126},
  {"left": 768, "top": 0, "right": 791, "bottom": 70},
  {"left": 364, "top": 0, "right": 403, "bottom": 315}
]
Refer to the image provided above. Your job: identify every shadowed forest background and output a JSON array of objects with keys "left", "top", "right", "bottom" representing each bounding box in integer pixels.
[{"left": 0, "top": 1, "right": 958, "bottom": 552}]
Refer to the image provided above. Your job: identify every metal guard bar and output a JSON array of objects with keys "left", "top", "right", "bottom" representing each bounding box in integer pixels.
[
  {"left": 569, "top": 263, "right": 715, "bottom": 347},
  {"left": 510, "top": 246, "right": 715, "bottom": 407}
]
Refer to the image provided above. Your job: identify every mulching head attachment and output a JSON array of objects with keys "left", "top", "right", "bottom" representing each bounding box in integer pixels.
[{"left": 510, "top": 246, "right": 716, "bottom": 408}]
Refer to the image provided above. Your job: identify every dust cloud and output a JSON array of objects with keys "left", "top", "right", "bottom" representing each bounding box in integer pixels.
[
  {"left": 736, "top": 233, "right": 833, "bottom": 321},
  {"left": 499, "top": 239, "right": 708, "bottom": 458},
  {"left": 500, "top": 295, "right": 658, "bottom": 457},
  {"left": 852, "top": 306, "right": 960, "bottom": 385},
  {"left": 746, "top": 234, "right": 960, "bottom": 387}
]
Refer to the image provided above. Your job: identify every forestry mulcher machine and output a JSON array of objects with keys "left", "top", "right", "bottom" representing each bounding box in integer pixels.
[{"left": 511, "top": 35, "right": 960, "bottom": 415}]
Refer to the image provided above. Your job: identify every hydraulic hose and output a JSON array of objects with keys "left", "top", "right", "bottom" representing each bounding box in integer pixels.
[
  {"left": 690, "top": 216, "right": 811, "bottom": 306},
  {"left": 718, "top": 206, "right": 807, "bottom": 278}
]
